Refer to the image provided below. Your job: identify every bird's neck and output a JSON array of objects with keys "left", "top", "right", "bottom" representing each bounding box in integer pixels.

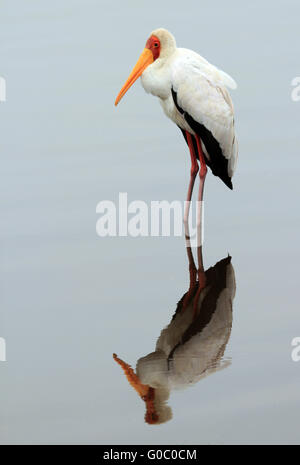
[{"left": 141, "top": 53, "right": 175, "bottom": 100}]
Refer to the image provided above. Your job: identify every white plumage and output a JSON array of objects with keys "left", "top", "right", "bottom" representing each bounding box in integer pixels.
[
  {"left": 114, "top": 255, "right": 236, "bottom": 424},
  {"left": 141, "top": 28, "right": 238, "bottom": 179},
  {"left": 115, "top": 27, "right": 239, "bottom": 192},
  {"left": 137, "top": 256, "right": 235, "bottom": 390}
]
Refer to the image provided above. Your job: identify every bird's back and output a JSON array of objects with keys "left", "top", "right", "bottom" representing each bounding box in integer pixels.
[
  {"left": 176, "top": 48, "right": 237, "bottom": 90},
  {"left": 165, "top": 48, "right": 238, "bottom": 185}
]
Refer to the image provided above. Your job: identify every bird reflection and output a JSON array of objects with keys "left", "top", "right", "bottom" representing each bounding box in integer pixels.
[{"left": 113, "top": 244, "right": 236, "bottom": 425}]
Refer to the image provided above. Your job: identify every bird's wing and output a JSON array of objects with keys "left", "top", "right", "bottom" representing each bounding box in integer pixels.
[
  {"left": 171, "top": 49, "right": 238, "bottom": 178},
  {"left": 178, "top": 48, "right": 237, "bottom": 90}
]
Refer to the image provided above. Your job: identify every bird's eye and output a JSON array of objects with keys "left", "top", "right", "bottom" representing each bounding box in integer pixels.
[{"left": 154, "top": 42, "right": 159, "bottom": 47}]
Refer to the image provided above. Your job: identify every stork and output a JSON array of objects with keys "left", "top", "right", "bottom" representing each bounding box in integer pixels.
[{"left": 115, "top": 28, "right": 238, "bottom": 241}]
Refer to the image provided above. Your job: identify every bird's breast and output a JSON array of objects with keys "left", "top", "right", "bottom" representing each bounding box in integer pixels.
[
  {"left": 141, "top": 63, "right": 171, "bottom": 100},
  {"left": 160, "top": 94, "right": 194, "bottom": 133}
]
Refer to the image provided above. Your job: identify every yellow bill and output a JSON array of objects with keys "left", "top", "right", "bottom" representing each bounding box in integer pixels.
[{"left": 115, "top": 48, "right": 153, "bottom": 106}]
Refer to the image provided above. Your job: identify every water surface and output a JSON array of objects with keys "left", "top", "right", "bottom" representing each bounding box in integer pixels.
[{"left": 0, "top": 0, "right": 300, "bottom": 445}]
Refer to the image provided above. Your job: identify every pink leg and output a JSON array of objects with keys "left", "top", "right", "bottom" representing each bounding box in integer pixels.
[
  {"left": 195, "top": 134, "right": 207, "bottom": 205},
  {"left": 184, "top": 131, "right": 199, "bottom": 235},
  {"left": 195, "top": 134, "right": 207, "bottom": 248},
  {"left": 193, "top": 135, "right": 207, "bottom": 317},
  {"left": 182, "top": 241, "right": 198, "bottom": 311},
  {"left": 192, "top": 245, "right": 207, "bottom": 317},
  {"left": 182, "top": 131, "right": 199, "bottom": 310}
]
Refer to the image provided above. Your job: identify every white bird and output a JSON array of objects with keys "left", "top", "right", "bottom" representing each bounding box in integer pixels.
[
  {"left": 115, "top": 28, "right": 238, "bottom": 215},
  {"left": 113, "top": 252, "right": 236, "bottom": 424}
]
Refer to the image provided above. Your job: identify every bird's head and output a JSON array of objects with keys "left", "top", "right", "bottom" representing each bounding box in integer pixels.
[
  {"left": 114, "top": 28, "right": 176, "bottom": 106},
  {"left": 113, "top": 352, "right": 172, "bottom": 425}
]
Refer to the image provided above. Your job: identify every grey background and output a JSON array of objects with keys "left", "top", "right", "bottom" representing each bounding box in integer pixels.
[{"left": 0, "top": 0, "right": 299, "bottom": 444}]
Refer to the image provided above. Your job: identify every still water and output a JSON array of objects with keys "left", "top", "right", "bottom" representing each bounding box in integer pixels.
[{"left": 0, "top": 0, "right": 300, "bottom": 444}]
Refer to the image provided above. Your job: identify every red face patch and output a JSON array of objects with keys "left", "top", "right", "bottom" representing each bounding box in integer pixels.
[{"left": 145, "top": 35, "right": 161, "bottom": 60}]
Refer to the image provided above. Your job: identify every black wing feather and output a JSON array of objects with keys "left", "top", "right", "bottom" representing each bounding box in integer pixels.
[{"left": 172, "top": 88, "right": 233, "bottom": 190}]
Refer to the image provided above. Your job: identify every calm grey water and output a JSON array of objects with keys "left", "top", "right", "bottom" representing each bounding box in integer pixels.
[{"left": 0, "top": 0, "right": 300, "bottom": 445}]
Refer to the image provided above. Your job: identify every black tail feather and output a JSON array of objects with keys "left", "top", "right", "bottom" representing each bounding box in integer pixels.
[{"left": 179, "top": 127, "right": 233, "bottom": 190}]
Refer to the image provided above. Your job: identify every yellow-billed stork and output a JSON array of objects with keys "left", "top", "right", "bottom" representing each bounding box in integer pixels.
[{"left": 115, "top": 28, "right": 238, "bottom": 216}]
